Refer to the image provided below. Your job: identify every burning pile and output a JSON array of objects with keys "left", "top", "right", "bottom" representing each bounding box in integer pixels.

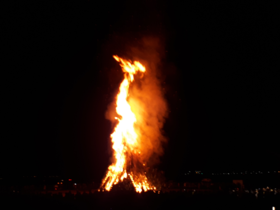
[{"left": 101, "top": 51, "right": 167, "bottom": 193}]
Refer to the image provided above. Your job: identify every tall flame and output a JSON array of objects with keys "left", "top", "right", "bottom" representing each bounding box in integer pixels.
[{"left": 100, "top": 55, "right": 156, "bottom": 193}]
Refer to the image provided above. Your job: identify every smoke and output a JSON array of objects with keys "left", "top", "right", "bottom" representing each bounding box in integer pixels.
[{"left": 129, "top": 39, "right": 168, "bottom": 166}]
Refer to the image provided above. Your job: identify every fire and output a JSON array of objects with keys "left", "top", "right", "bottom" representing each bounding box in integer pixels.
[{"left": 100, "top": 55, "right": 156, "bottom": 193}]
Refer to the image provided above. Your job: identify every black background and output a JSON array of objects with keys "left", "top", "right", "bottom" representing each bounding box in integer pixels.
[{"left": 2, "top": 0, "right": 279, "bottom": 182}]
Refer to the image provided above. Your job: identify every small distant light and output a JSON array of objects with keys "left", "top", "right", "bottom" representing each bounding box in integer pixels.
[
  {"left": 60, "top": 182, "right": 63, "bottom": 184},
  {"left": 57, "top": 182, "right": 59, "bottom": 184},
  {"left": 68, "top": 179, "right": 72, "bottom": 181},
  {"left": 74, "top": 183, "right": 77, "bottom": 185},
  {"left": 61, "top": 179, "right": 64, "bottom": 182},
  {"left": 272, "top": 207, "right": 275, "bottom": 210}
]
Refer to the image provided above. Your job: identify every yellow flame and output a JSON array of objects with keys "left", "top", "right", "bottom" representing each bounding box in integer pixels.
[{"left": 100, "top": 55, "right": 155, "bottom": 193}]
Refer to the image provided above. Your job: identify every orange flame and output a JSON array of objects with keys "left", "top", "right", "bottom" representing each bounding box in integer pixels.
[{"left": 101, "top": 55, "right": 155, "bottom": 193}]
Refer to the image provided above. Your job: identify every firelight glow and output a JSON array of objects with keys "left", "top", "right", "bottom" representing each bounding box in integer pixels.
[{"left": 100, "top": 55, "right": 156, "bottom": 193}]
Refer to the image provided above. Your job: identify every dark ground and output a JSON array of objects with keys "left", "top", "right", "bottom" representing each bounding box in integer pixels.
[{"left": 1, "top": 191, "right": 279, "bottom": 210}]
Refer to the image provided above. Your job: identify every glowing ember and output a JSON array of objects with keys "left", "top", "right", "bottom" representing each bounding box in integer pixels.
[{"left": 100, "top": 55, "right": 156, "bottom": 193}]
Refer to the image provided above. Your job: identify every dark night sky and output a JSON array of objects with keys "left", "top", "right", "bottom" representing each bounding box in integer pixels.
[{"left": 2, "top": 1, "right": 279, "bottom": 182}]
